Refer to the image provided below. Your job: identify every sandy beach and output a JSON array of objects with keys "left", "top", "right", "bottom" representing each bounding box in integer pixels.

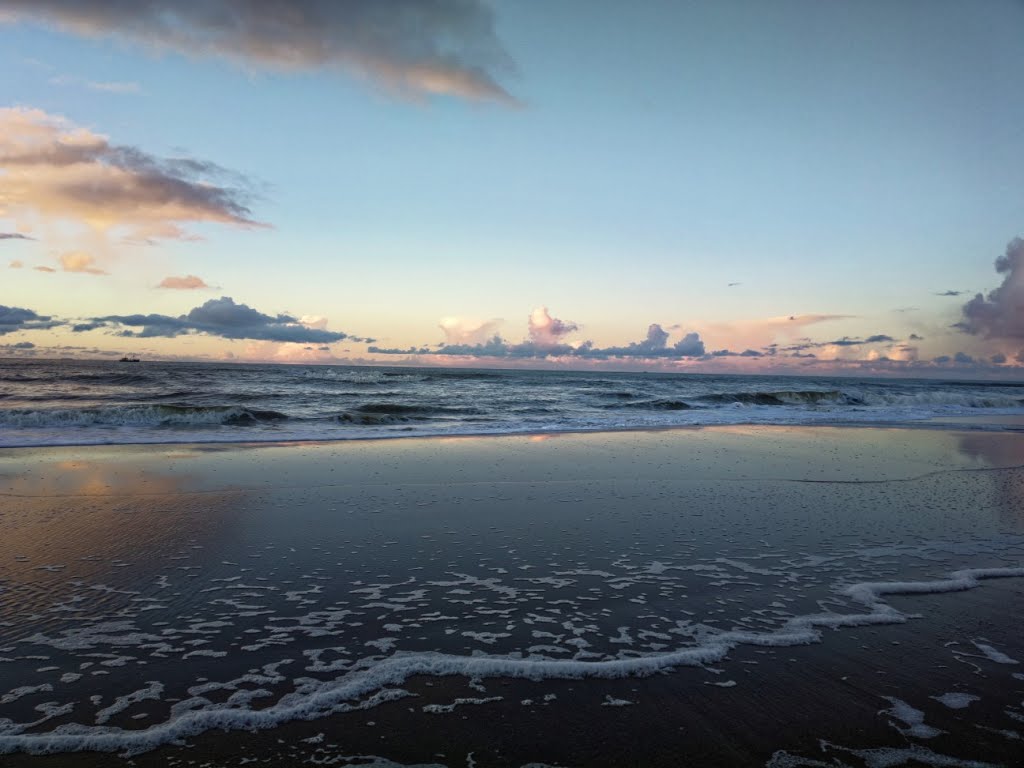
[{"left": 1, "top": 425, "right": 1023, "bottom": 767}]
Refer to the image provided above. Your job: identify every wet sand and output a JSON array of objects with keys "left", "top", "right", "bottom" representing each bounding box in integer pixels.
[{"left": 1, "top": 426, "right": 1023, "bottom": 766}]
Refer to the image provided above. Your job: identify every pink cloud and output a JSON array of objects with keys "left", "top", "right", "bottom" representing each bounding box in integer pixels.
[{"left": 157, "top": 274, "right": 209, "bottom": 290}]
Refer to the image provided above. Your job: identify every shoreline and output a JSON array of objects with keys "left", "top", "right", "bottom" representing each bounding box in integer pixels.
[{"left": 2, "top": 412, "right": 1024, "bottom": 452}]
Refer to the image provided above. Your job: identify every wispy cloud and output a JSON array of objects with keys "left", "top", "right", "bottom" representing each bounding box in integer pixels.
[
  {"left": 0, "top": 232, "right": 34, "bottom": 240},
  {"left": 88, "top": 80, "right": 140, "bottom": 93},
  {"left": 0, "top": 107, "right": 265, "bottom": 242},
  {"left": 157, "top": 274, "right": 210, "bottom": 290},
  {"left": 59, "top": 251, "right": 107, "bottom": 275},
  {"left": 935, "top": 289, "right": 965, "bottom": 297},
  {"left": 84, "top": 296, "right": 367, "bottom": 344},
  {"left": 49, "top": 73, "right": 141, "bottom": 94},
  {"left": 1, "top": 0, "right": 516, "bottom": 103}
]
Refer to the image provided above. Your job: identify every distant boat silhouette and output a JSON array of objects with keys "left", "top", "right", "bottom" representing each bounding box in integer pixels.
[{"left": 119, "top": 356, "right": 140, "bottom": 363}]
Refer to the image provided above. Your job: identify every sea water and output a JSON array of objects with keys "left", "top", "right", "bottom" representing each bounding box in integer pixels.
[{"left": 1, "top": 359, "right": 1022, "bottom": 447}]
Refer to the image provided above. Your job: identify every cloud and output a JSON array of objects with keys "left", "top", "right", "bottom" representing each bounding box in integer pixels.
[
  {"left": 595, "top": 325, "right": 706, "bottom": 358},
  {"left": 87, "top": 80, "right": 140, "bottom": 93},
  {"left": 527, "top": 306, "right": 578, "bottom": 348},
  {"left": 0, "top": 305, "right": 61, "bottom": 335},
  {"left": 1, "top": 0, "right": 516, "bottom": 103},
  {"left": 70, "top": 321, "right": 106, "bottom": 332},
  {"left": 157, "top": 274, "right": 210, "bottom": 290},
  {"left": 0, "top": 107, "right": 264, "bottom": 241},
  {"left": 0, "top": 232, "right": 34, "bottom": 240},
  {"left": 88, "top": 295, "right": 364, "bottom": 343},
  {"left": 709, "top": 348, "right": 764, "bottom": 358},
  {"left": 958, "top": 237, "right": 1024, "bottom": 339},
  {"left": 935, "top": 290, "right": 965, "bottom": 297},
  {"left": 49, "top": 73, "right": 141, "bottom": 94},
  {"left": 59, "top": 251, "right": 107, "bottom": 274},
  {"left": 8, "top": 259, "right": 23, "bottom": 268},
  {"left": 439, "top": 316, "right": 503, "bottom": 346},
  {"left": 788, "top": 334, "right": 896, "bottom": 349},
  {"left": 33, "top": 265, "right": 56, "bottom": 272},
  {"left": 371, "top": 308, "right": 705, "bottom": 360},
  {"left": 696, "top": 313, "right": 854, "bottom": 355}
]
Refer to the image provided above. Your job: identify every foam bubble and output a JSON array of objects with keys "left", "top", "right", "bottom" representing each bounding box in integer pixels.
[{"left": 931, "top": 693, "right": 979, "bottom": 710}]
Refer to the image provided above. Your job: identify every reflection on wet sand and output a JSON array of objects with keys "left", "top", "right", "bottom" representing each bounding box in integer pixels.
[
  {"left": 0, "top": 455, "right": 244, "bottom": 589},
  {"left": 956, "top": 432, "right": 1024, "bottom": 529}
]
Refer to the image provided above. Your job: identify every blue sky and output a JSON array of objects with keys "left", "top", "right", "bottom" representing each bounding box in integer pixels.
[{"left": 1, "top": 1, "right": 1023, "bottom": 375}]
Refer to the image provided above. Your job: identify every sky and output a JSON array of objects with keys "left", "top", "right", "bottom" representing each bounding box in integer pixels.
[{"left": 1, "top": 0, "right": 1023, "bottom": 377}]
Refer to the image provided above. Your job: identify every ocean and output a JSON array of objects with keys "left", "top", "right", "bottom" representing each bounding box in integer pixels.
[{"left": 1, "top": 358, "right": 1023, "bottom": 447}]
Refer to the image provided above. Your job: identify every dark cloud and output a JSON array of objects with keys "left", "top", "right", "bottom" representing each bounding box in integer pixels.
[
  {"left": 89, "top": 296, "right": 362, "bottom": 344},
  {"left": 909, "top": 333, "right": 924, "bottom": 341},
  {"left": 958, "top": 237, "right": 1024, "bottom": 339},
  {"left": 991, "top": 353, "right": 1007, "bottom": 364},
  {"left": 371, "top": 321, "right": 706, "bottom": 360},
  {"left": 823, "top": 335, "right": 894, "bottom": 347},
  {"left": 932, "top": 352, "right": 982, "bottom": 367},
  {"left": 935, "top": 290, "right": 965, "bottom": 297},
  {"left": 0, "top": 0, "right": 515, "bottom": 102},
  {"left": 0, "top": 232, "right": 34, "bottom": 240},
  {"left": 71, "top": 321, "right": 107, "bottom": 333},
  {"left": 0, "top": 305, "right": 61, "bottom": 335},
  {"left": 708, "top": 348, "right": 763, "bottom": 358}
]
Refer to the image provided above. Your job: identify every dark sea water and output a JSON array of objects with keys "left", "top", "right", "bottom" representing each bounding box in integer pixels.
[{"left": 1, "top": 358, "right": 1023, "bottom": 447}]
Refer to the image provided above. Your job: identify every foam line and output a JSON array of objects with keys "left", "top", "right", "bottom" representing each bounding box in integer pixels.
[{"left": 1, "top": 567, "right": 1022, "bottom": 757}]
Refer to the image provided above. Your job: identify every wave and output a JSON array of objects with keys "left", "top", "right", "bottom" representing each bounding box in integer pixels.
[
  {"left": 695, "top": 390, "right": 850, "bottom": 406},
  {"left": 692, "top": 388, "right": 1023, "bottom": 408},
  {"left": 608, "top": 399, "right": 692, "bottom": 411},
  {"left": 0, "top": 405, "right": 289, "bottom": 428},
  {"left": 0, "top": 372, "right": 152, "bottom": 385},
  {"left": 335, "top": 403, "right": 485, "bottom": 425},
  {"left": 300, "top": 370, "right": 426, "bottom": 385}
]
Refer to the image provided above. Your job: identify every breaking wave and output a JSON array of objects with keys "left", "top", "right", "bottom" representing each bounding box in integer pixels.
[
  {"left": 0, "top": 405, "right": 290, "bottom": 428},
  {"left": 335, "top": 403, "right": 487, "bottom": 425}
]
